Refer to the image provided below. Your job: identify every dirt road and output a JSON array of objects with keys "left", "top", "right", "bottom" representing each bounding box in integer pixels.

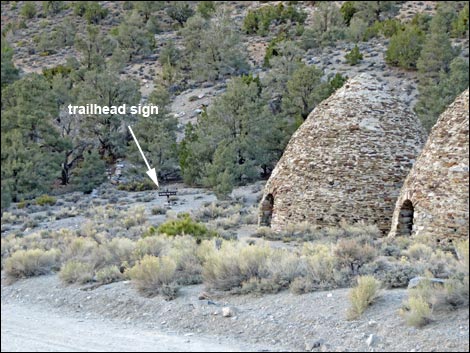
[{"left": 1, "top": 302, "right": 264, "bottom": 352}]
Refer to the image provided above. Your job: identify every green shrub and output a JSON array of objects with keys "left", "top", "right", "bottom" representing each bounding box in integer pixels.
[
  {"left": 59, "top": 260, "right": 94, "bottom": 284},
  {"left": 385, "top": 24, "right": 424, "bottom": 69},
  {"left": 345, "top": 44, "right": 363, "bottom": 65},
  {"left": 340, "top": 2, "right": 357, "bottom": 26},
  {"left": 451, "top": 3, "right": 469, "bottom": 38},
  {"left": 347, "top": 275, "right": 380, "bottom": 319},
  {"left": 74, "top": 1, "right": 108, "bottom": 24},
  {"left": 4, "top": 249, "right": 60, "bottom": 279},
  {"left": 20, "top": 2, "right": 36, "bottom": 18},
  {"left": 166, "top": 2, "right": 194, "bottom": 26},
  {"left": 196, "top": 1, "right": 215, "bottom": 19},
  {"left": 126, "top": 255, "right": 178, "bottom": 299},
  {"left": 157, "top": 214, "right": 217, "bottom": 241},
  {"left": 263, "top": 33, "right": 286, "bottom": 67},
  {"left": 242, "top": 4, "right": 306, "bottom": 35},
  {"left": 35, "top": 194, "right": 57, "bottom": 206}
]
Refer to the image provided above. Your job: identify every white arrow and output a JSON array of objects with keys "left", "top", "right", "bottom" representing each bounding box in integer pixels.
[{"left": 128, "top": 125, "right": 159, "bottom": 188}]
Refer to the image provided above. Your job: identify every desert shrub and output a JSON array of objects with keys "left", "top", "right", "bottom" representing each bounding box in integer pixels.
[
  {"left": 241, "top": 206, "right": 258, "bottom": 225},
  {"left": 194, "top": 201, "right": 242, "bottom": 221},
  {"left": 59, "top": 260, "right": 94, "bottom": 284},
  {"left": 345, "top": 44, "right": 363, "bottom": 65},
  {"left": 157, "top": 214, "right": 217, "bottom": 241},
  {"left": 334, "top": 238, "right": 376, "bottom": 274},
  {"left": 268, "top": 250, "right": 303, "bottom": 288},
  {"left": 1, "top": 212, "right": 22, "bottom": 225},
  {"left": 166, "top": 2, "right": 194, "bottom": 26},
  {"left": 62, "top": 237, "right": 96, "bottom": 259},
  {"left": 406, "top": 243, "right": 434, "bottom": 261},
  {"left": 289, "top": 276, "right": 314, "bottom": 294},
  {"left": 133, "top": 235, "right": 168, "bottom": 259},
  {"left": 122, "top": 206, "right": 147, "bottom": 229},
  {"left": 212, "top": 214, "right": 241, "bottom": 230},
  {"left": 370, "top": 259, "right": 420, "bottom": 288},
  {"left": 151, "top": 206, "right": 167, "bottom": 215},
  {"left": 252, "top": 226, "right": 280, "bottom": 239},
  {"left": 117, "top": 180, "right": 155, "bottom": 191},
  {"left": 203, "top": 241, "right": 272, "bottom": 291},
  {"left": 126, "top": 255, "right": 178, "bottom": 299},
  {"left": 303, "top": 244, "right": 338, "bottom": 289},
  {"left": 103, "top": 237, "right": 135, "bottom": 267},
  {"left": 455, "top": 239, "right": 469, "bottom": 271},
  {"left": 241, "top": 277, "right": 282, "bottom": 295},
  {"left": 402, "top": 295, "right": 432, "bottom": 327},
  {"left": 35, "top": 194, "right": 57, "bottom": 206},
  {"left": 347, "top": 275, "right": 380, "bottom": 320},
  {"left": 95, "top": 265, "right": 123, "bottom": 284},
  {"left": 4, "top": 249, "right": 60, "bottom": 279},
  {"left": 167, "top": 236, "right": 203, "bottom": 285}
]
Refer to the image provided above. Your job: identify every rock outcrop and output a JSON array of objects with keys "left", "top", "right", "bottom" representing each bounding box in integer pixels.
[
  {"left": 259, "top": 74, "right": 427, "bottom": 234},
  {"left": 388, "top": 89, "right": 469, "bottom": 243}
]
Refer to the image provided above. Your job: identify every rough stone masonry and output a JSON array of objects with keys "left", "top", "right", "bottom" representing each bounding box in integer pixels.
[
  {"left": 389, "top": 89, "right": 469, "bottom": 243},
  {"left": 259, "top": 74, "right": 427, "bottom": 234}
]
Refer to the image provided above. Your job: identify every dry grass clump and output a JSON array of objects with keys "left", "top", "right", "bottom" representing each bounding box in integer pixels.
[
  {"left": 59, "top": 260, "right": 95, "bottom": 284},
  {"left": 4, "top": 249, "right": 60, "bottom": 279},
  {"left": 126, "top": 255, "right": 178, "bottom": 300},
  {"left": 347, "top": 275, "right": 380, "bottom": 320}
]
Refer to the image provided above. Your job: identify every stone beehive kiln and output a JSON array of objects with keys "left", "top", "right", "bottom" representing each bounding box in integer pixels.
[
  {"left": 259, "top": 74, "right": 427, "bottom": 234},
  {"left": 388, "top": 89, "right": 469, "bottom": 243}
]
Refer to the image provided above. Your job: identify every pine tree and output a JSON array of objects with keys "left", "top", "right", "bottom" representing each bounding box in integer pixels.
[
  {"left": 1, "top": 40, "right": 19, "bottom": 88},
  {"left": 282, "top": 64, "right": 330, "bottom": 120},
  {"left": 1, "top": 75, "right": 66, "bottom": 202},
  {"left": 128, "top": 85, "right": 178, "bottom": 181},
  {"left": 72, "top": 150, "right": 107, "bottom": 193}
]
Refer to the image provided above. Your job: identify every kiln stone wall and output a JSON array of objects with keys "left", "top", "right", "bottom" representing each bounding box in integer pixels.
[
  {"left": 259, "top": 74, "right": 427, "bottom": 234},
  {"left": 388, "top": 89, "right": 469, "bottom": 243}
]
